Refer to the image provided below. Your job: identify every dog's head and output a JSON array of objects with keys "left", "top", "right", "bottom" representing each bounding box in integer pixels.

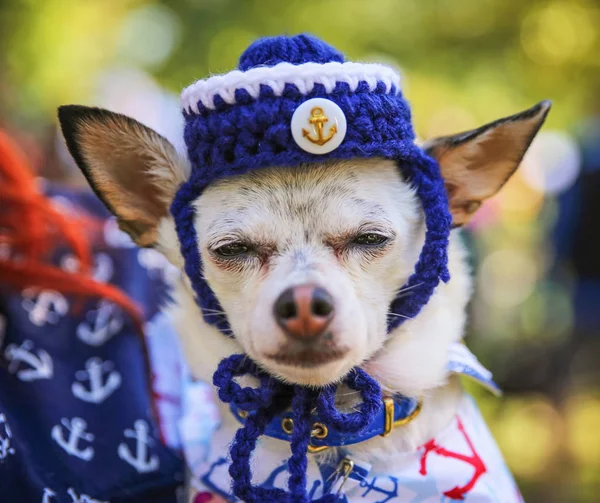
[{"left": 58, "top": 100, "right": 549, "bottom": 388}]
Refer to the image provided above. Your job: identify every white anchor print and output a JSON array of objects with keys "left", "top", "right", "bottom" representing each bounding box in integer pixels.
[
  {"left": 72, "top": 357, "right": 121, "bottom": 404},
  {"left": 76, "top": 301, "right": 124, "bottom": 347},
  {"left": 104, "top": 218, "right": 135, "bottom": 248},
  {"left": 118, "top": 419, "right": 160, "bottom": 473},
  {"left": 137, "top": 248, "right": 165, "bottom": 277},
  {"left": 92, "top": 253, "right": 114, "bottom": 283},
  {"left": 66, "top": 488, "right": 108, "bottom": 503},
  {"left": 4, "top": 340, "right": 53, "bottom": 381},
  {"left": 137, "top": 248, "right": 180, "bottom": 282},
  {"left": 42, "top": 488, "right": 56, "bottom": 503},
  {"left": 60, "top": 252, "right": 114, "bottom": 284},
  {"left": 42, "top": 487, "right": 108, "bottom": 503},
  {"left": 50, "top": 195, "right": 78, "bottom": 215},
  {"left": 0, "top": 413, "right": 15, "bottom": 460},
  {"left": 21, "top": 288, "right": 69, "bottom": 327},
  {"left": 51, "top": 417, "right": 95, "bottom": 461}
]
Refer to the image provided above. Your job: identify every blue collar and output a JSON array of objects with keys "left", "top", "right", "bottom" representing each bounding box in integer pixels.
[
  {"left": 231, "top": 394, "right": 422, "bottom": 453},
  {"left": 229, "top": 342, "right": 498, "bottom": 453}
]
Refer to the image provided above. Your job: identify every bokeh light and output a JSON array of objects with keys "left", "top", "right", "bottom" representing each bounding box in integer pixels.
[
  {"left": 521, "top": 2, "right": 597, "bottom": 66},
  {"left": 493, "top": 397, "right": 561, "bottom": 478},
  {"left": 479, "top": 249, "right": 539, "bottom": 309},
  {"left": 116, "top": 4, "right": 182, "bottom": 70},
  {"left": 521, "top": 131, "right": 581, "bottom": 195}
]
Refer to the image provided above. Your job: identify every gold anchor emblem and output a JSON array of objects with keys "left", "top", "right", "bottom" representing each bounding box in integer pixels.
[{"left": 302, "top": 107, "right": 337, "bottom": 146}]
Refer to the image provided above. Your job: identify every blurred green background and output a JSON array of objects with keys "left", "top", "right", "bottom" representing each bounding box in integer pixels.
[{"left": 1, "top": 1, "right": 599, "bottom": 501}]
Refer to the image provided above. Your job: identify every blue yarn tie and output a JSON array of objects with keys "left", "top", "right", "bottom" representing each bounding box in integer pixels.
[{"left": 213, "top": 355, "right": 383, "bottom": 502}]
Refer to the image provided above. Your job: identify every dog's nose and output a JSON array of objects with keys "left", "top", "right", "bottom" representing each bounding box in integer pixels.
[{"left": 274, "top": 285, "right": 334, "bottom": 341}]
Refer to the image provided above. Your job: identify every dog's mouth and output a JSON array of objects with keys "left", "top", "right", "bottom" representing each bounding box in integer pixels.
[{"left": 264, "top": 340, "right": 349, "bottom": 368}]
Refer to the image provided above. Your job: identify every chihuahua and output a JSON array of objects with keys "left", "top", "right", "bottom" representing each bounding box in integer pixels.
[{"left": 58, "top": 42, "right": 549, "bottom": 501}]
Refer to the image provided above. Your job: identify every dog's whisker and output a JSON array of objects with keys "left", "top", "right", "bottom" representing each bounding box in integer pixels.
[
  {"left": 335, "top": 390, "right": 361, "bottom": 397},
  {"left": 387, "top": 312, "right": 413, "bottom": 320},
  {"left": 201, "top": 308, "right": 227, "bottom": 314},
  {"left": 234, "top": 354, "right": 250, "bottom": 374},
  {"left": 395, "top": 282, "right": 424, "bottom": 295}
]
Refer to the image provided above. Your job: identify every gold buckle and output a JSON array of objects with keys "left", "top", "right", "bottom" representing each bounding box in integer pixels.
[
  {"left": 280, "top": 417, "right": 330, "bottom": 453},
  {"left": 311, "top": 422, "right": 328, "bottom": 439},
  {"left": 382, "top": 397, "right": 395, "bottom": 437},
  {"left": 308, "top": 421, "right": 329, "bottom": 453},
  {"left": 382, "top": 397, "right": 423, "bottom": 437},
  {"left": 281, "top": 417, "right": 294, "bottom": 434},
  {"left": 307, "top": 444, "right": 329, "bottom": 454}
]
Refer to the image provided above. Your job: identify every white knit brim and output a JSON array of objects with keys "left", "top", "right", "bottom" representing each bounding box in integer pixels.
[{"left": 181, "top": 61, "right": 401, "bottom": 114}]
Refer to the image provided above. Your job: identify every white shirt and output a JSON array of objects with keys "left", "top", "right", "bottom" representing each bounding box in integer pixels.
[{"left": 168, "top": 350, "right": 521, "bottom": 502}]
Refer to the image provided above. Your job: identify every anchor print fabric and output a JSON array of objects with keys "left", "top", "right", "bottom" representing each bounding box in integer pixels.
[
  {"left": 183, "top": 374, "right": 522, "bottom": 502},
  {"left": 0, "top": 186, "right": 184, "bottom": 502}
]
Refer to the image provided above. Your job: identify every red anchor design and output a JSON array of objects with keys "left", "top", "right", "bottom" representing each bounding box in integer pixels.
[{"left": 419, "top": 416, "right": 486, "bottom": 500}]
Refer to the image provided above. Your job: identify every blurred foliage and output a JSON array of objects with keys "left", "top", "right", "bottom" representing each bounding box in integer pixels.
[
  {"left": 1, "top": 1, "right": 599, "bottom": 501},
  {"left": 2, "top": 0, "right": 600, "bottom": 133}
]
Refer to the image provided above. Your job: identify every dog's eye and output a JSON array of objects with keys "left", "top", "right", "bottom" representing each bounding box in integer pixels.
[
  {"left": 214, "top": 242, "right": 250, "bottom": 257},
  {"left": 352, "top": 233, "right": 389, "bottom": 246}
]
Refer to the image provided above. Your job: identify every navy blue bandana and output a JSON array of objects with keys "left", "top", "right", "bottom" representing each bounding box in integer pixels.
[{"left": 0, "top": 186, "right": 183, "bottom": 502}]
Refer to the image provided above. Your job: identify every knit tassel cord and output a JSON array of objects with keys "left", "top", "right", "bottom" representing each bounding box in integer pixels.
[{"left": 213, "top": 355, "right": 383, "bottom": 502}]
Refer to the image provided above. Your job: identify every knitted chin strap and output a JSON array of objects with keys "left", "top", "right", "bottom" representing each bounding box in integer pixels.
[
  {"left": 213, "top": 355, "right": 382, "bottom": 503},
  {"left": 170, "top": 34, "right": 452, "bottom": 502}
]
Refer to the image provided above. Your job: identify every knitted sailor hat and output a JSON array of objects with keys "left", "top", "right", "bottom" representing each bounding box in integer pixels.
[{"left": 171, "top": 34, "right": 452, "bottom": 335}]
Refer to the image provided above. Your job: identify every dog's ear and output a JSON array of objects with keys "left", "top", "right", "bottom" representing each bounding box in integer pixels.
[
  {"left": 423, "top": 100, "right": 551, "bottom": 227},
  {"left": 58, "top": 105, "right": 188, "bottom": 247}
]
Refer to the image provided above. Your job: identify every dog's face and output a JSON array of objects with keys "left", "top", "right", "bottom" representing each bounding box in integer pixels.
[
  {"left": 195, "top": 159, "right": 420, "bottom": 384},
  {"left": 58, "top": 101, "right": 550, "bottom": 387}
]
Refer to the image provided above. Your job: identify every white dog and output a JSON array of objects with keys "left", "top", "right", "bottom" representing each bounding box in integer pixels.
[{"left": 58, "top": 35, "right": 550, "bottom": 503}]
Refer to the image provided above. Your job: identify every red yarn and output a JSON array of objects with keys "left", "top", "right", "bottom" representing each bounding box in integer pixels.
[{"left": 0, "top": 129, "right": 143, "bottom": 333}]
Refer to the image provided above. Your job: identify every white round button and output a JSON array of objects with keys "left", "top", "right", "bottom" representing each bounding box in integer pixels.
[{"left": 290, "top": 98, "right": 347, "bottom": 155}]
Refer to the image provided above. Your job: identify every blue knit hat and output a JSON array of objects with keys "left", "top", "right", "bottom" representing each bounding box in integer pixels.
[{"left": 172, "top": 34, "right": 452, "bottom": 335}]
